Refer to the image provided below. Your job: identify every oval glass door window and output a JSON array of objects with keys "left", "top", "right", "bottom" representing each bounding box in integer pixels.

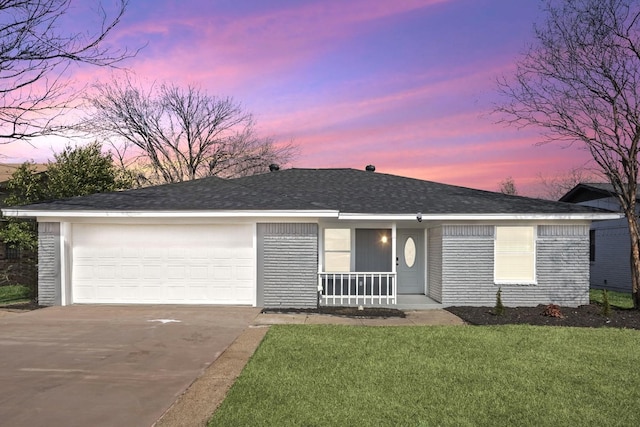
[{"left": 404, "top": 237, "right": 416, "bottom": 268}]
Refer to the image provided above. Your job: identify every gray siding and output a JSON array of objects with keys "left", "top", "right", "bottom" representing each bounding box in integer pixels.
[
  {"left": 427, "top": 227, "right": 442, "bottom": 302},
  {"left": 577, "top": 199, "right": 631, "bottom": 293},
  {"left": 37, "top": 222, "right": 61, "bottom": 306},
  {"left": 258, "top": 223, "right": 318, "bottom": 308},
  {"left": 440, "top": 224, "right": 590, "bottom": 307},
  {"left": 590, "top": 218, "right": 631, "bottom": 292}
]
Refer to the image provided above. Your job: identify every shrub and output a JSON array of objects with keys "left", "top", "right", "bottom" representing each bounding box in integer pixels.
[
  {"left": 542, "top": 304, "right": 564, "bottom": 318},
  {"left": 494, "top": 287, "right": 505, "bottom": 316},
  {"left": 602, "top": 289, "right": 612, "bottom": 317}
]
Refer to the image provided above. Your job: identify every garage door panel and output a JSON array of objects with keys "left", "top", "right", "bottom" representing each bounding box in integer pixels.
[
  {"left": 213, "top": 266, "right": 232, "bottom": 280},
  {"left": 121, "top": 264, "right": 140, "bottom": 279},
  {"left": 167, "top": 265, "right": 185, "bottom": 279},
  {"left": 96, "top": 285, "right": 120, "bottom": 300},
  {"left": 191, "top": 266, "right": 208, "bottom": 280},
  {"left": 236, "top": 266, "right": 254, "bottom": 280},
  {"left": 143, "top": 248, "right": 164, "bottom": 259},
  {"left": 71, "top": 224, "right": 255, "bottom": 305},
  {"left": 74, "top": 285, "right": 95, "bottom": 300},
  {"left": 142, "top": 265, "right": 163, "bottom": 279}
]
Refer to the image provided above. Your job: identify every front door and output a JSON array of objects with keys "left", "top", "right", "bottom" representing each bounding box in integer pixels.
[{"left": 396, "top": 229, "right": 425, "bottom": 294}]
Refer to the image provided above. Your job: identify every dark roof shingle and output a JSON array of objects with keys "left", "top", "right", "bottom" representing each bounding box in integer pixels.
[{"left": 7, "top": 168, "right": 604, "bottom": 215}]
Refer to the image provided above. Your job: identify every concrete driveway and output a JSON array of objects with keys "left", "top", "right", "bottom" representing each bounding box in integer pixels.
[{"left": 0, "top": 305, "right": 260, "bottom": 427}]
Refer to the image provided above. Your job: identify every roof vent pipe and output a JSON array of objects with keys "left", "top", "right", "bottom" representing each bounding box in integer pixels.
[
  {"left": 269, "top": 164, "right": 280, "bottom": 172},
  {"left": 365, "top": 164, "right": 376, "bottom": 172}
]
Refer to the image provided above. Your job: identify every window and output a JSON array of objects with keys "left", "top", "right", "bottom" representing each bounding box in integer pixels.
[
  {"left": 404, "top": 237, "right": 416, "bottom": 268},
  {"left": 495, "top": 226, "right": 536, "bottom": 283},
  {"left": 324, "top": 228, "right": 351, "bottom": 272},
  {"left": 589, "top": 229, "right": 596, "bottom": 262}
]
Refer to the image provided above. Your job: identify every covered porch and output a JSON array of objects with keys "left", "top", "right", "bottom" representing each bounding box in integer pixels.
[{"left": 318, "top": 223, "right": 436, "bottom": 308}]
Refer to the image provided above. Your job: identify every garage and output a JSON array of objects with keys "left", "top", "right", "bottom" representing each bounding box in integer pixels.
[{"left": 71, "top": 223, "right": 256, "bottom": 305}]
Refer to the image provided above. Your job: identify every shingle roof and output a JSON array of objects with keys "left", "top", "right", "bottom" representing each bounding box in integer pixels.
[
  {"left": 560, "top": 182, "right": 640, "bottom": 203},
  {"left": 6, "top": 168, "right": 606, "bottom": 215}
]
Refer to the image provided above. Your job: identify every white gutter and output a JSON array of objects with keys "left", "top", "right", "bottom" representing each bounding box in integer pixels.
[
  {"left": 1, "top": 209, "right": 622, "bottom": 221},
  {"left": 337, "top": 212, "right": 624, "bottom": 221},
  {"left": 1, "top": 209, "right": 340, "bottom": 219}
]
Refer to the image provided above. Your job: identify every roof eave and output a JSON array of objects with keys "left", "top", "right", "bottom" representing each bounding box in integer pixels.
[
  {"left": 2, "top": 209, "right": 622, "bottom": 221},
  {"left": 1, "top": 209, "right": 340, "bottom": 219},
  {"left": 337, "top": 212, "right": 623, "bottom": 221}
]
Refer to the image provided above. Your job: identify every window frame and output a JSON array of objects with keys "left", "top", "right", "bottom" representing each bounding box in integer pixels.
[
  {"left": 494, "top": 225, "right": 537, "bottom": 285},
  {"left": 323, "top": 228, "right": 352, "bottom": 272}
]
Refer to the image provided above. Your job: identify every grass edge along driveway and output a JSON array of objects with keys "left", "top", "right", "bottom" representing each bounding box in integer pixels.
[{"left": 211, "top": 324, "right": 640, "bottom": 427}]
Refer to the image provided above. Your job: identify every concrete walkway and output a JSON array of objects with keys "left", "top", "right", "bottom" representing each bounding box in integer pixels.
[{"left": 155, "top": 309, "right": 464, "bottom": 426}]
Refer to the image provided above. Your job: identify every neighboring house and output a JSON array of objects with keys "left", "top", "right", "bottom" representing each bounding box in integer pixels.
[
  {"left": 0, "top": 163, "right": 47, "bottom": 288},
  {"left": 560, "top": 183, "right": 636, "bottom": 293},
  {"left": 1, "top": 167, "right": 619, "bottom": 308}
]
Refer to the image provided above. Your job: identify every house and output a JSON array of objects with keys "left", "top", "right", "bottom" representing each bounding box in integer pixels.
[
  {"left": 1, "top": 167, "right": 620, "bottom": 308},
  {"left": 560, "top": 183, "right": 635, "bottom": 293}
]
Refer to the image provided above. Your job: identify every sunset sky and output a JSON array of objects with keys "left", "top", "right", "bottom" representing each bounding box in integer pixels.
[{"left": 0, "top": 0, "right": 595, "bottom": 196}]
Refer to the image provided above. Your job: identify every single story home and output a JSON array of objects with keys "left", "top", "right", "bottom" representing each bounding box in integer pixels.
[
  {"left": 560, "top": 183, "right": 635, "bottom": 293},
  {"left": 1, "top": 167, "right": 620, "bottom": 308}
]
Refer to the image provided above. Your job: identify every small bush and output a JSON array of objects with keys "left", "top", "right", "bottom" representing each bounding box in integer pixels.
[
  {"left": 494, "top": 287, "right": 505, "bottom": 316},
  {"left": 601, "top": 289, "right": 612, "bottom": 317},
  {"left": 542, "top": 304, "right": 564, "bottom": 318}
]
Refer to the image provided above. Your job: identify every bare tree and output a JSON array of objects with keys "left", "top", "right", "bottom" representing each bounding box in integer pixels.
[
  {"left": 537, "top": 167, "right": 601, "bottom": 200},
  {"left": 496, "top": 0, "right": 640, "bottom": 307},
  {"left": 498, "top": 176, "right": 518, "bottom": 195},
  {"left": 83, "top": 79, "right": 296, "bottom": 184},
  {"left": 0, "top": 0, "right": 134, "bottom": 141}
]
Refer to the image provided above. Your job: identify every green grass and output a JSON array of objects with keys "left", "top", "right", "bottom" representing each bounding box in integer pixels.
[
  {"left": 590, "top": 289, "right": 634, "bottom": 309},
  {"left": 0, "top": 284, "right": 31, "bottom": 304},
  {"left": 210, "top": 325, "right": 640, "bottom": 427}
]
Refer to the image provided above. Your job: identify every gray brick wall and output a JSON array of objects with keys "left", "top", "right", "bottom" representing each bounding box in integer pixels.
[
  {"left": 536, "top": 225, "right": 590, "bottom": 306},
  {"left": 37, "top": 222, "right": 60, "bottom": 306},
  {"left": 442, "top": 237, "right": 495, "bottom": 306},
  {"left": 258, "top": 223, "right": 318, "bottom": 308},
  {"left": 440, "top": 224, "right": 590, "bottom": 307}
]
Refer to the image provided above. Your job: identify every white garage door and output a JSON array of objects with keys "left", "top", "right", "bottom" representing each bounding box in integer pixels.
[{"left": 71, "top": 223, "right": 255, "bottom": 305}]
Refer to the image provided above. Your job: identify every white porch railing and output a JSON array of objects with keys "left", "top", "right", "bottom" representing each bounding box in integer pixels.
[{"left": 318, "top": 272, "right": 397, "bottom": 306}]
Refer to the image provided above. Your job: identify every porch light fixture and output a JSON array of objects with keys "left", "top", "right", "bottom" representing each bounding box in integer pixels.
[{"left": 380, "top": 235, "right": 388, "bottom": 244}]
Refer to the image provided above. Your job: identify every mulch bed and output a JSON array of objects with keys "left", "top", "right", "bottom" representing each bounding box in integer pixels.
[
  {"left": 263, "top": 303, "right": 640, "bottom": 329},
  {"left": 446, "top": 304, "right": 640, "bottom": 329}
]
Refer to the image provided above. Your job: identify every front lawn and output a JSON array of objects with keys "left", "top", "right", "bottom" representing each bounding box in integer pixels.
[
  {"left": 0, "top": 285, "right": 31, "bottom": 304},
  {"left": 211, "top": 325, "right": 640, "bottom": 426},
  {"left": 590, "top": 289, "right": 634, "bottom": 309}
]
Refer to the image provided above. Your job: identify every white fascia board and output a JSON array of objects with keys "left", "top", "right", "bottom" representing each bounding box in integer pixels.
[
  {"left": 337, "top": 212, "right": 624, "bottom": 221},
  {"left": 2, "top": 209, "right": 340, "bottom": 219}
]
